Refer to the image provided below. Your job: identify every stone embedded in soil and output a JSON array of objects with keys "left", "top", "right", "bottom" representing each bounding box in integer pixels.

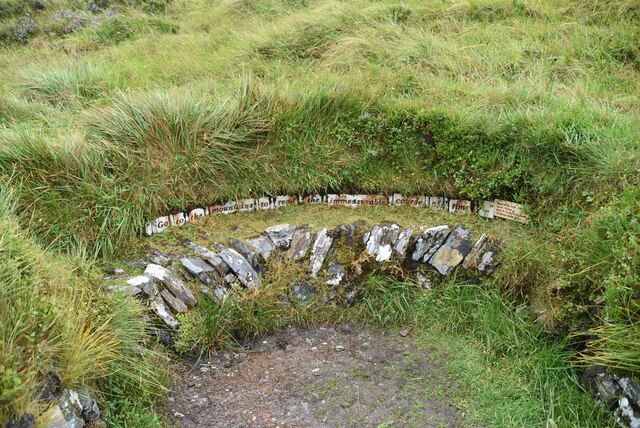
[
  {"left": 246, "top": 235, "right": 276, "bottom": 261},
  {"left": 309, "top": 228, "right": 334, "bottom": 277},
  {"left": 228, "top": 239, "right": 265, "bottom": 275},
  {"left": 265, "top": 224, "right": 297, "bottom": 248},
  {"left": 290, "top": 281, "right": 316, "bottom": 302},
  {"left": 146, "top": 249, "right": 171, "bottom": 266},
  {"left": 325, "top": 260, "right": 344, "bottom": 286},
  {"left": 428, "top": 226, "right": 473, "bottom": 275},
  {"left": 411, "top": 225, "right": 451, "bottom": 263},
  {"left": 218, "top": 248, "right": 262, "bottom": 289},
  {"left": 151, "top": 296, "right": 179, "bottom": 329},
  {"left": 461, "top": 233, "right": 501, "bottom": 275},
  {"left": 365, "top": 223, "right": 401, "bottom": 262},
  {"left": 145, "top": 264, "right": 197, "bottom": 308},
  {"left": 182, "top": 240, "right": 228, "bottom": 275},
  {"left": 286, "top": 227, "right": 314, "bottom": 260},
  {"left": 180, "top": 257, "right": 221, "bottom": 286},
  {"left": 393, "top": 226, "right": 415, "bottom": 259}
]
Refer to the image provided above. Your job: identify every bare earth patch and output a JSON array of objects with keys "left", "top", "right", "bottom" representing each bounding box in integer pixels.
[{"left": 166, "top": 324, "right": 465, "bottom": 427}]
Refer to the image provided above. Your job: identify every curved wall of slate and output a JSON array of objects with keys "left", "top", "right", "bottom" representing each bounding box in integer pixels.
[{"left": 110, "top": 221, "right": 502, "bottom": 330}]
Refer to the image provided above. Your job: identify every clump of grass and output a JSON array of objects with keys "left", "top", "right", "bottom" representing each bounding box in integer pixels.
[
  {"left": 21, "top": 60, "right": 110, "bottom": 106},
  {"left": 0, "top": 183, "right": 167, "bottom": 426}
]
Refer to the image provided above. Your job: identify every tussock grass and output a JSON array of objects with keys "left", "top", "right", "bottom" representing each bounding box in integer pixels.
[{"left": 0, "top": 185, "right": 167, "bottom": 426}]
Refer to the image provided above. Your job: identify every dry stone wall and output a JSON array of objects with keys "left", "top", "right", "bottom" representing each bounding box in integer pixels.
[
  {"left": 111, "top": 221, "right": 502, "bottom": 331},
  {"left": 145, "top": 194, "right": 529, "bottom": 236}
]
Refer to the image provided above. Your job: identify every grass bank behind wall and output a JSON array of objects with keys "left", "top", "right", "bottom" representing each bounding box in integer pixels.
[
  {"left": 1, "top": 80, "right": 637, "bottom": 258},
  {"left": 0, "top": 185, "right": 168, "bottom": 426}
]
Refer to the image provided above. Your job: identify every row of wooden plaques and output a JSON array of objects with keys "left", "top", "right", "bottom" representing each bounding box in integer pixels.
[{"left": 145, "top": 194, "right": 530, "bottom": 236}]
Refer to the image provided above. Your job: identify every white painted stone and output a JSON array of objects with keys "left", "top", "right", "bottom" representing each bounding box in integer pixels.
[
  {"left": 310, "top": 228, "right": 333, "bottom": 277},
  {"left": 188, "top": 208, "right": 207, "bottom": 222},
  {"left": 170, "top": 212, "right": 189, "bottom": 227},
  {"left": 148, "top": 216, "right": 171, "bottom": 235},
  {"left": 209, "top": 201, "right": 237, "bottom": 215},
  {"left": 257, "top": 197, "right": 274, "bottom": 211},
  {"left": 478, "top": 201, "right": 495, "bottom": 219},
  {"left": 429, "top": 197, "right": 448, "bottom": 211},
  {"left": 237, "top": 198, "right": 256, "bottom": 212},
  {"left": 274, "top": 195, "right": 294, "bottom": 208},
  {"left": 304, "top": 194, "right": 325, "bottom": 204},
  {"left": 449, "top": 199, "right": 472, "bottom": 214}
]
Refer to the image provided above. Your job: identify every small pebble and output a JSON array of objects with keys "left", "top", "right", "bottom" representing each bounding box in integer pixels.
[
  {"left": 334, "top": 345, "right": 345, "bottom": 352},
  {"left": 399, "top": 329, "right": 410, "bottom": 337},
  {"left": 312, "top": 368, "right": 321, "bottom": 376}
]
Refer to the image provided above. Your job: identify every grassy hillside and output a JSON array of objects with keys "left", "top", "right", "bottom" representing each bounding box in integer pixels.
[{"left": 1, "top": 0, "right": 639, "bottom": 425}]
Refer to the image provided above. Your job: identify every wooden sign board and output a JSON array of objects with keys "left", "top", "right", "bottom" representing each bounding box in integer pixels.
[
  {"left": 478, "top": 201, "right": 494, "bottom": 219},
  {"left": 449, "top": 199, "right": 472, "bottom": 214},
  {"left": 494, "top": 199, "right": 529, "bottom": 223}
]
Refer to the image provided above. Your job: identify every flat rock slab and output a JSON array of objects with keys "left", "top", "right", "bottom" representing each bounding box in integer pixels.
[
  {"left": 286, "top": 227, "right": 314, "bottom": 260},
  {"left": 145, "top": 264, "right": 197, "bottom": 307},
  {"left": 428, "top": 226, "right": 473, "bottom": 275},
  {"left": 265, "top": 224, "right": 297, "bottom": 248},
  {"left": 412, "top": 225, "right": 451, "bottom": 263},
  {"left": 166, "top": 325, "right": 465, "bottom": 428},
  {"left": 365, "top": 223, "right": 401, "bottom": 262},
  {"left": 218, "top": 248, "right": 262, "bottom": 289},
  {"left": 246, "top": 235, "right": 276, "bottom": 261},
  {"left": 309, "top": 228, "right": 333, "bottom": 277}
]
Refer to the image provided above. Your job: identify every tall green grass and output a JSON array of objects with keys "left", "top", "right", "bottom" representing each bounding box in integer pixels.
[{"left": 0, "top": 184, "right": 168, "bottom": 425}]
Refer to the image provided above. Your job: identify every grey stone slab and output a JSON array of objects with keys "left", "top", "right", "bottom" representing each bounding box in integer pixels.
[
  {"left": 229, "top": 239, "right": 265, "bottom": 274},
  {"left": 393, "top": 226, "right": 415, "bottom": 259},
  {"left": 428, "top": 226, "right": 473, "bottom": 275},
  {"left": 265, "top": 224, "right": 297, "bottom": 248},
  {"left": 310, "top": 228, "right": 333, "bottom": 277},
  {"left": 365, "top": 223, "right": 401, "bottom": 262},
  {"left": 160, "top": 289, "right": 189, "bottom": 314},
  {"left": 151, "top": 296, "right": 179, "bottom": 329},
  {"left": 411, "top": 225, "right": 451, "bottom": 263},
  {"left": 246, "top": 235, "right": 276, "bottom": 261},
  {"left": 461, "top": 234, "right": 501, "bottom": 275},
  {"left": 290, "top": 281, "right": 316, "bottom": 302},
  {"left": 146, "top": 249, "right": 171, "bottom": 266},
  {"left": 286, "top": 227, "right": 314, "bottom": 260},
  {"left": 219, "top": 248, "right": 262, "bottom": 289},
  {"left": 182, "top": 240, "right": 228, "bottom": 275},
  {"left": 180, "top": 256, "right": 223, "bottom": 286},
  {"left": 144, "top": 264, "right": 197, "bottom": 307}
]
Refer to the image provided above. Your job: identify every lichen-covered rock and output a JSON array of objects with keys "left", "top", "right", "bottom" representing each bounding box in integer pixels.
[
  {"left": 393, "top": 226, "right": 415, "bottom": 259},
  {"left": 365, "top": 223, "right": 401, "bottom": 262},
  {"left": 144, "top": 264, "right": 197, "bottom": 308},
  {"left": 246, "top": 235, "right": 276, "bottom": 261},
  {"left": 182, "top": 240, "right": 228, "bottom": 275},
  {"left": 5, "top": 413, "right": 35, "bottom": 428},
  {"left": 218, "top": 248, "right": 262, "bottom": 289},
  {"left": 180, "top": 257, "right": 222, "bottom": 286},
  {"left": 290, "top": 281, "right": 316, "bottom": 302},
  {"left": 428, "top": 226, "right": 473, "bottom": 275},
  {"left": 411, "top": 225, "right": 450, "bottom": 263},
  {"left": 229, "top": 239, "right": 265, "bottom": 274},
  {"left": 310, "top": 228, "right": 333, "bottom": 277},
  {"left": 151, "top": 296, "right": 179, "bottom": 329},
  {"left": 461, "top": 234, "right": 501, "bottom": 275},
  {"left": 286, "top": 227, "right": 314, "bottom": 260},
  {"left": 325, "top": 260, "right": 344, "bottom": 286},
  {"left": 265, "top": 224, "right": 297, "bottom": 248}
]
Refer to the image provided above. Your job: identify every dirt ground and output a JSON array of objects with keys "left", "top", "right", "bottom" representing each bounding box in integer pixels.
[{"left": 166, "top": 324, "right": 466, "bottom": 428}]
